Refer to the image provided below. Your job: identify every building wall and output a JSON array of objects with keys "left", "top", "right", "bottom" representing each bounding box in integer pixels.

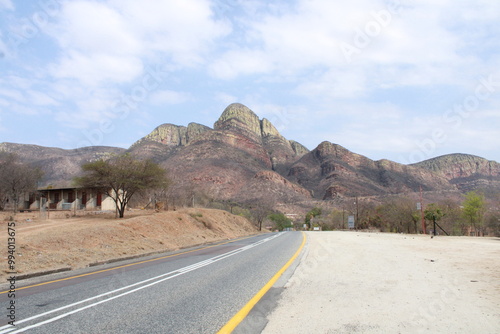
[{"left": 24, "top": 188, "right": 119, "bottom": 212}]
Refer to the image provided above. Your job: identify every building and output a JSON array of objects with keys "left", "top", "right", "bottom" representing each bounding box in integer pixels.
[{"left": 18, "top": 187, "right": 117, "bottom": 212}]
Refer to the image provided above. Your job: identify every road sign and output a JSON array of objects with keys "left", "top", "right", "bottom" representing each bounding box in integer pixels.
[{"left": 348, "top": 215, "right": 355, "bottom": 229}]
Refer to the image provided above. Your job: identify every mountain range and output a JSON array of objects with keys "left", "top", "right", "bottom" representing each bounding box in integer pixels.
[{"left": 1, "top": 103, "right": 499, "bottom": 208}]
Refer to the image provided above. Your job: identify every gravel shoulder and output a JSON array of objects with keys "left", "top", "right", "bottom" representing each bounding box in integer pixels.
[{"left": 263, "top": 231, "right": 500, "bottom": 334}]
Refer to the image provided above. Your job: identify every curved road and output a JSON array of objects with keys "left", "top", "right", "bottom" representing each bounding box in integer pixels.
[{"left": 1, "top": 232, "right": 304, "bottom": 333}]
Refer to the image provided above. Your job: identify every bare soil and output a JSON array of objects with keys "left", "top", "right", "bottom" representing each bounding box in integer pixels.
[
  {"left": 0, "top": 208, "right": 259, "bottom": 281},
  {"left": 263, "top": 231, "right": 500, "bottom": 334}
]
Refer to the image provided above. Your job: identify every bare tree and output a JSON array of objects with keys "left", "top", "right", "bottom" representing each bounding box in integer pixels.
[
  {"left": 376, "top": 197, "right": 419, "bottom": 233},
  {"left": 250, "top": 204, "right": 273, "bottom": 231},
  {"left": 0, "top": 153, "right": 43, "bottom": 212}
]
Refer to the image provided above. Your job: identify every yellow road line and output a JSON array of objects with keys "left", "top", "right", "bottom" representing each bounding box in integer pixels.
[
  {"left": 0, "top": 234, "right": 257, "bottom": 294},
  {"left": 217, "top": 231, "right": 307, "bottom": 334}
]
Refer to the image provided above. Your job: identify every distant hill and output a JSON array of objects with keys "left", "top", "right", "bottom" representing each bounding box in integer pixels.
[
  {"left": 1, "top": 103, "right": 499, "bottom": 206},
  {"left": 411, "top": 154, "right": 500, "bottom": 193},
  {"left": 0, "top": 143, "right": 126, "bottom": 188}
]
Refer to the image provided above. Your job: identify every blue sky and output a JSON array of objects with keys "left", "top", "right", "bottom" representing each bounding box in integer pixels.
[{"left": 0, "top": 0, "right": 499, "bottom": 164}]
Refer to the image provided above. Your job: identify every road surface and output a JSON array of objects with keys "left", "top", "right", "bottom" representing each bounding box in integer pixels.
[{"left": 0, "top": 232, "right": 304, "bottom": 333}]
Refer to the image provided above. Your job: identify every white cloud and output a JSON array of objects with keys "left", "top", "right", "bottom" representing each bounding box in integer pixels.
[
  {"left": 209, "top": 49, "right": 272, "bottom": 79},
  {"left": 1, "top": 0, "right": 499, "bottom": 163},
  {"left": 150, "top": 90, "right": 189, "bottom": 105},
  {"left": 7, "top": 103, "right": 40, "bottom": 116},
  {"left": 212, "top": 0, "right": 498, "bottom": 92},
  {"left": 0, "top": 88, "right": 23, "bottom": 102},
  {"left": 0, "top": 97, "right": 9, "bottom": 107},
  {"left": 107, "top": 0, "right": 230, "bottom": 64},
  {"left": 27, "top": 90, "right": 59, "bottom": 106},
  {"left": 39, "top": 0, "right": 231, "bottom": 130},
  {"left": 214, "top": 92, "right": 238, "bottom": 105},
  {"left": 50, "top": 50, "right": 144, "bottom": 85},
  {"left": 295, "top": 67, "right": 368, "bottom": 99},
  {"left": 0, "top": 0, "right": 13, "bottom": 10},
  {"left": 49, "top": 0, "right": 230, "bottom": 83},
  {"left": 53, "top": 1, "right": 141, "bottom": 55}
]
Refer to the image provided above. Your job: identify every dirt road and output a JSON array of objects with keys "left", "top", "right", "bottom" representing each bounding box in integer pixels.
[{"left": 263, "top": 231, "right": 500, "bottom": 334}]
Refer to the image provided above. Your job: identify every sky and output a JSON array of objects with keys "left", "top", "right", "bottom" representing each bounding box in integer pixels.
[{"left": 0, "top": 0, "right": 499, "bottom": 165}]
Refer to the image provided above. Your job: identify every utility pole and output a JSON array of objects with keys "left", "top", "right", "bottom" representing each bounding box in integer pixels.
[
  {"left": 342, "top": 206, "right": 345, "bottom": 230},
  {"left": 355, "top": 196, "right": 359, "bottom": 227},
  {"left": 420, "top": 186, "right": 426, "bottom": 234}
]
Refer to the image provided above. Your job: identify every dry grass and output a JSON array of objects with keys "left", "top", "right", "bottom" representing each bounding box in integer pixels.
[{"left": 0, "top": 208, "right": 259, "bottom": 280}]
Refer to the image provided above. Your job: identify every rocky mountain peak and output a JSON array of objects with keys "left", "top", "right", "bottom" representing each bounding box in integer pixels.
[
  {"left": 412, "top": 154, "right": 500, "bottom": 185},
  {"left": 314, "top": 141, "right": 350, "bottom": 161},
  {"left": 131, "top": 122, "right": 211, "bottom": 149},
  {"left": 260, "top": 118, "right": 283, "bottom": 138},
  {"left": 214, "top": 103, "right": 262, "bottom": 140},
  {"left": 142, "top": 123, "right": 188, "bottom": 146}
]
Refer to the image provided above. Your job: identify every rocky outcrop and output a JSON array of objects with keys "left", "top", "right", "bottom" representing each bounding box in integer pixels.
[
  {"left": 139, "top": 123, "right": 187, "bottom": 147},
  {"left": 413, "top": 154, "right": 500, "bottom": 179},
  {"left": 210, "top": 103, "right": 308, "bottom": 171},
  {"left": 130, "top": 122, "right": 211, "bottom": 148},
  {"left": 254, "top": 171, "right": 311, "bottom": 198},
  {"left": 289, "top": 141, "right": 309, "bottom": 156},
  {"left": 186, "top": 123, "right": 211, "bottom": 142},
  {"left": 412, "top": 154, "right": 500, "bottom": 191},
  {"left": 214, "top": 103, "right": 262, "bottom": 142},
  {"left": 286, "top": 141, "right": 454, "bottom": 199}
]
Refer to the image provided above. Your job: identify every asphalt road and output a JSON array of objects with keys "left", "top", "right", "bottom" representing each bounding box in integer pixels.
[{"left": 0, "top": 232, "right": 304, "bottom": 333}]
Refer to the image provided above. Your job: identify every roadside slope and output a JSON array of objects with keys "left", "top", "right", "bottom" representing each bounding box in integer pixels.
[{"left": 1, "top": 208, "right": 259, "bottom": 280}]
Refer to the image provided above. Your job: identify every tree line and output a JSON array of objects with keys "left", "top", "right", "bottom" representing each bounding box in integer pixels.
[{"left": 298, "top": 192, "right": 499, "bottom": 236}]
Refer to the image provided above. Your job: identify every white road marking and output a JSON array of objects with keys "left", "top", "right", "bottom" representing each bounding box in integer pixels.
[{"left": 0, "top": 233, "right": 283, "bottom": 333}]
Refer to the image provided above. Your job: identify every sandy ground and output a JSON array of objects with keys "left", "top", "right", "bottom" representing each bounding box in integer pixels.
[
  {"left": 0, "top": 208, "right": 259, "bottom": 281},
  {"left": 263, "top": 231, "right": 500, "bottom": 334}
]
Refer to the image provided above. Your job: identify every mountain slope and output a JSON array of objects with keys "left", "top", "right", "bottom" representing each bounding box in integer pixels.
[
  {"left": 130, "top": 103, "right": 312, "bottom": 203},
  {"left": 286, "top": 141, "right": 454, "bottom": 199},
  {"left": 1, "top": 103, "right": 499, "bottom": 206},
  {"left": 0, "top": 143, "right": 126, "bottom": 188},
  {"left": 412, "top": 154, "right": 500, "bottom": 192}
]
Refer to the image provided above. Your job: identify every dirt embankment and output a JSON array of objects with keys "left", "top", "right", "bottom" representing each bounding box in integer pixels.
[{"left": 0, "top": 208, "right": 259, "bottom": 280}]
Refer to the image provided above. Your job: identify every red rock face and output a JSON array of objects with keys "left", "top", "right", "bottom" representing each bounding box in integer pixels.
[
  {"left": 411, "top": 154, "right": 500, "bottom": 192},
  {"left": 289, "top": 141, "right": 459, "bottom": 199},
  {"left": 2, "top": 103, "right": 499, "bottom": 208},
  {"left": 254, "top": 171, "right": 311, "bottom": 198}
]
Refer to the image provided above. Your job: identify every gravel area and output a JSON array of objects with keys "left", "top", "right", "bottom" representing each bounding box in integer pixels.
[{"left": 263, "top": 231, "right": 500, "bottom": 334}]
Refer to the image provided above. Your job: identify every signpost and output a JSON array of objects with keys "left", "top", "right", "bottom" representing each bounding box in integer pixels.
[{"left": 348, "top": 215, "right": 355, "bottom": 229}]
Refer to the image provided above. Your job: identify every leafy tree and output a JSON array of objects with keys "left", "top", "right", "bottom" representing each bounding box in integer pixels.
[
  {"left": 437, "top": 199, "right": 463, "bottom": 236},
  {"left": 75, "top": 154, "right": 169, "bottom": 218},
  {"left": 305, "top": 207, "right": 322, "bottom": 227},
  {"left": 424, "top": 203, "right": 446, "bottom": 236},
  {"left": 0, "top": 153, "right": 43, "bottom": 212},
  {"left": 268, "top": 213, "right": 292, "bottom": 231},
  {"left": 462, "top": 191, "right": 486, "bottom": 236}
]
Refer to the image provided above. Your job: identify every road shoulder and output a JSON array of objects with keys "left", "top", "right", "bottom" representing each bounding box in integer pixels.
[{"left": 262, "top": 231, "right": 500, "bottom": 334}]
